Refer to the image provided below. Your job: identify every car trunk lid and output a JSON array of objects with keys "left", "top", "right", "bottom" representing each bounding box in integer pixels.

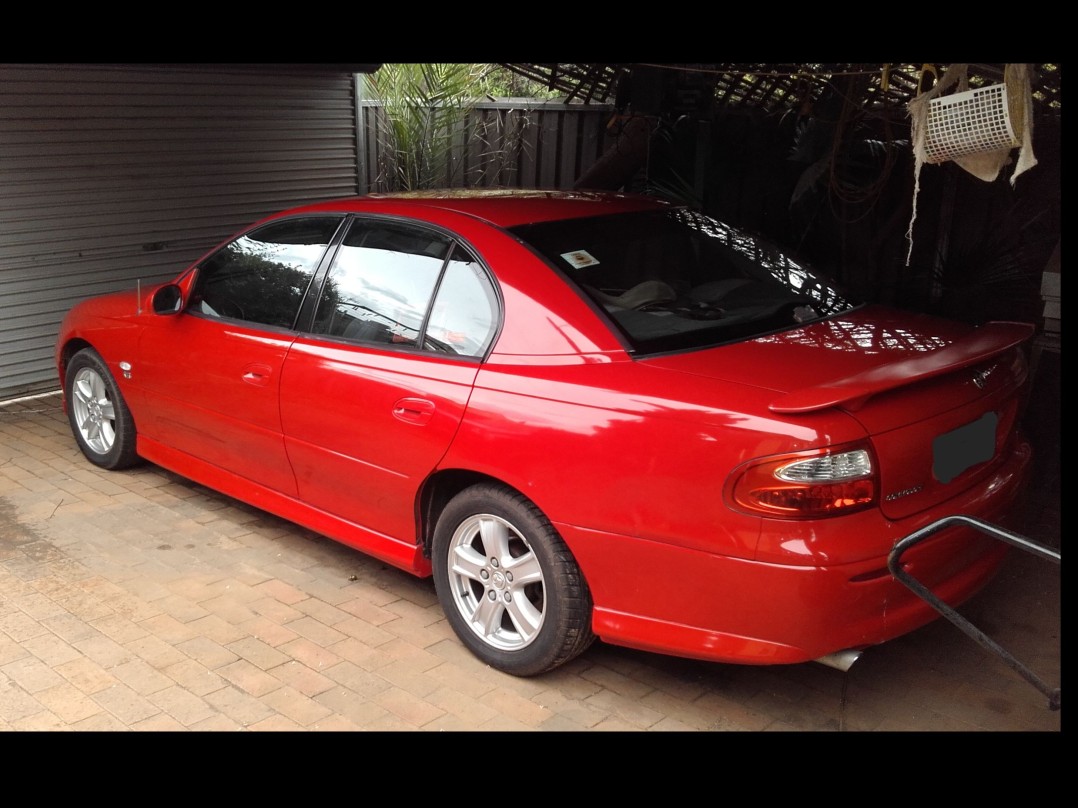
[{"left": 642, "top": 307, "right": 1034, "bottom": 519}]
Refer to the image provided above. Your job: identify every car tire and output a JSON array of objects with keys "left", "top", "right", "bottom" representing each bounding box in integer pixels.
[
  {"left": 65, "top": 347, "right": 140, "bottom": 470},
  {"left": 432, "top": 483, "right": 595, "bottom": 676}
]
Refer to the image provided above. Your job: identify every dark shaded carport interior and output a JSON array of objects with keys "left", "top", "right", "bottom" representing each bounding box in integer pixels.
[
  {"left": 499, "top": 63, "right": 1061, "bottom": 113},
  {"left": 497, "top": 63, "right": 1060, "bottom": 321},
  {"left": 499, "top": 63, "right": 1061, "bottom": 494}
]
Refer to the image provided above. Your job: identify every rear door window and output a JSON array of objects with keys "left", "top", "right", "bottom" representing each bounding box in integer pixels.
[
  {"left": 312, "top": 220, "right": 498, "bottom": 358},
  {"left": 313, "top": 220, "right": 451, "bottom": 347},
  {"left": 425, "top": 245, "right": 499, "bottom": 357}
]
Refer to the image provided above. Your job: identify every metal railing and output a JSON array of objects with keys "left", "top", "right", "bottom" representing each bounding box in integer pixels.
[{"left": 888, "top": 515, "right": 1061, "bottom": 710}]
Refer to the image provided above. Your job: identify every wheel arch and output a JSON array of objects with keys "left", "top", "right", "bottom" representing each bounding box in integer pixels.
[
  {"left": 418, "top": 469, "right": 504, "bottom": 558},
  {"left": 417, "top": 469, "right": 563, "bottom": 561},
  {"left": 58, "top": 337, "right": 93, "bottom": 382}
]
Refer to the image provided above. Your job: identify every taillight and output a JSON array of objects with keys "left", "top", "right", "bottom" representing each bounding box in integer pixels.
[{"left": 726, "top": 442, "right": 878, "bottom": 518}]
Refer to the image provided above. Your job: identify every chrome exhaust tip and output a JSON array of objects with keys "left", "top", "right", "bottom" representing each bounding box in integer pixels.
[{"left": 814, "top": 649, "right": 864, "bottom": 672}]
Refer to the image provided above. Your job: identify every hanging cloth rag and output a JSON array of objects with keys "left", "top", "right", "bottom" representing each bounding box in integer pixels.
[{"left": 905, "top": 63, "right": 1038, "bottom": 264}]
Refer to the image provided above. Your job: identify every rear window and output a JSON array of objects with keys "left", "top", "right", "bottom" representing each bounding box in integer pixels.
[{"left": 510, "top": 208, "right": 860, "bottom": 354}]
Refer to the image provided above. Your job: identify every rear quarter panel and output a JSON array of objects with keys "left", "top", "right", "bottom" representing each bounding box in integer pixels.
[{"left": 440, "top": 358, "right": 869, "bottom": 561}]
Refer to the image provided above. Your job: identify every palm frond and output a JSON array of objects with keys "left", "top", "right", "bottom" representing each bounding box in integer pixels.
[{"left": 369, "top": 63, "right": 499, "bottom": 191}]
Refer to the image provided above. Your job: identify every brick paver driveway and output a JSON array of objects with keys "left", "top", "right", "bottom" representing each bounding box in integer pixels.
[{"left": 0, "top": 393, "right": 1061, "bottom": 731}]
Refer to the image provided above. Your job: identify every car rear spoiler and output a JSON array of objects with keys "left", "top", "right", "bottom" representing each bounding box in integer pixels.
[{"left": 769, "top": 321, "right": 1035, "bottom": 414}]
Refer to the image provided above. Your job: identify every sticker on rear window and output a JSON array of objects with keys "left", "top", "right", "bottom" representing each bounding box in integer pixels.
[{"left": 561, "top": 250, "right": 600, "bottom": 269}]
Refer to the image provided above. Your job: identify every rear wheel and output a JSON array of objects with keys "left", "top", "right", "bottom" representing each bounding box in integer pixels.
[
  {"left": 432, "top": 483, "right": 595, "bottom": 676},
  {"left": 65, "top": 348, "right": 140, "bottom": 470}
]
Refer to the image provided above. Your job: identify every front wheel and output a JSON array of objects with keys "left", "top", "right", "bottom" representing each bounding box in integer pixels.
[
  {"left": 65, "top": 347, "right": 140, "bottom": 470},
  {"left": 432, "top": 483, "right": 595, "bottom": 676}
]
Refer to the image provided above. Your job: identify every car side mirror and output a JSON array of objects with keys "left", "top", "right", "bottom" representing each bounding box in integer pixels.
[{"left": 152, "top": 284, "right": 184, "bottom": 315}]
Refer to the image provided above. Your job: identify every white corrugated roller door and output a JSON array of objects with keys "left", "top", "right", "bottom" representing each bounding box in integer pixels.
[{"left": 0, "top": 63, "right": 361, "bottom": 399}]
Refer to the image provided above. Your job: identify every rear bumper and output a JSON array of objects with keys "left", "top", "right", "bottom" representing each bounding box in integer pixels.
[{"left": 560, "top": 437, "right": 1032, "bottom": 666}]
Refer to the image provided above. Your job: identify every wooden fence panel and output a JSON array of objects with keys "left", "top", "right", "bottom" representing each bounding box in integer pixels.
[
  {"left": 359, "top": 100, "right": 614, "bottom": 193},
  {"left": 558, "top": 111, "right": 580, "bottom": 190},
  {"left": 519, "top": 110, "right": 543, "bottom": 188}
]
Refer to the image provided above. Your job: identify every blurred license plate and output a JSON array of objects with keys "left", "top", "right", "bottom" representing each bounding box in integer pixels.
[{"left": 933, "top": 411, "right": 998, "bottom": 483}]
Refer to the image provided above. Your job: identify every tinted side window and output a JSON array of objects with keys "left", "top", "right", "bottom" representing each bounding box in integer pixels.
[
  {"left": 191, "top": 217, "right": 341, "bottom": 329},
  {"left": 313, "top": 221, "right": 452, "bottom": 348},
  {"left": 425, "top": 245, "right": 498, "bottom": 357}
]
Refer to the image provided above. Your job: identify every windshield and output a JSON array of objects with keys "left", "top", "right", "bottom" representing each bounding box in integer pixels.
[{"left": 511, "top": 208, "right": 860, "bottom": 354}]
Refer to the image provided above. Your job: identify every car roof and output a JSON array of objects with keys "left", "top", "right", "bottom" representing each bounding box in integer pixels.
[{"left": 281, "top": 188, "right": 677, "bottom": 229}]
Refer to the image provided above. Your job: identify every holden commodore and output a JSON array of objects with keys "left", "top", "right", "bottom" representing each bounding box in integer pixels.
[{"left": 55, "top": 189, "right": 1034, "bottom": 677}]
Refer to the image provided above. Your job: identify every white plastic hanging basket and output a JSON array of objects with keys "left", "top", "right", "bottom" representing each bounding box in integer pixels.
[{"left": 923, "top": 83, "right": 1021, "bottom": 164}]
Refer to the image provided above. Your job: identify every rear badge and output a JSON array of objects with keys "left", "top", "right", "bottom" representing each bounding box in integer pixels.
[
  {"left": 885, "top": 484, "right": 924, "bottom": 502},
  {"left": 971, "top": 364, "right": 997, "bottom": 390}
]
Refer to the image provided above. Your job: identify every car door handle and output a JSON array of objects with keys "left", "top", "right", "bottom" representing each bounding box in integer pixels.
[
  {"left": 392, "top": 397, "right": 435, "bottom": 425},
  {"left": 241, "top": 363, "right": 273, "bottom": 387}
]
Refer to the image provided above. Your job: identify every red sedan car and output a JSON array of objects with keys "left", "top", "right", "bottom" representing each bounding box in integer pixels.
[{"left": 56, "top": 189, "right": 1034, "bottom": 676}]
